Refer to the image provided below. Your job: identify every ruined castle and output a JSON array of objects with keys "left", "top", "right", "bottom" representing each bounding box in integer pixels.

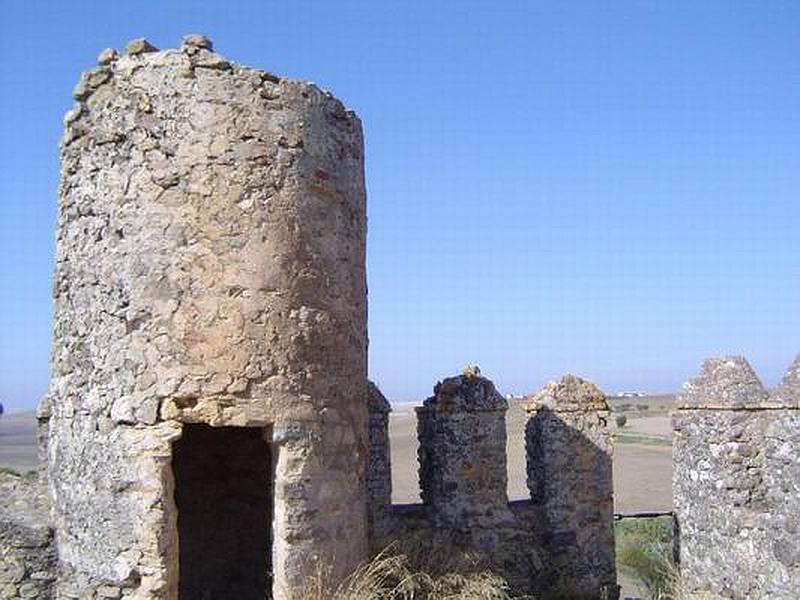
[{"left": 0, "top": 37, "right": 797, "bottom": 600}]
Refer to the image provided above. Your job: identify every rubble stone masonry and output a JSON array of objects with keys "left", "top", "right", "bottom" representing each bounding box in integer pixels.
[
  {"left": 44, "top": 35, "right": 367, "bottom": 599},
  {"left": 525, "top": 375, "right": 617, "bottom": 599},
  {"left": 0, "top": 473, "right": 56, "bottom": 599},
  {"left": 673, "top": 356, "right": 800, "bottom": 599},
  {"left": 23, "top": 28, "right": 798, "bottom": 600}
]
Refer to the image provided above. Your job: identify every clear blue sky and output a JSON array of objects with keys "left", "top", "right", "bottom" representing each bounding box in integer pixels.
[{"left": 1, "top": 1, "right": 798, "bottom": 409}]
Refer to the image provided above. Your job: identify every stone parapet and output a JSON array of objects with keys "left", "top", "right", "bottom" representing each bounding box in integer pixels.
[
  {"left": 416, "top": 370, "right": 511, "bottom": 529},
  {"left": 366, "top": 381, "right": 393, "bottom": 542}
]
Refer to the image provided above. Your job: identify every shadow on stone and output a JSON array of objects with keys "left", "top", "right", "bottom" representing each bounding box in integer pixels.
[
  {"left": 172, "top": 425, "right": 272, "bottom": 600},
  {"left": 525, "top": 378, "right": 616, "bottom": 599}
]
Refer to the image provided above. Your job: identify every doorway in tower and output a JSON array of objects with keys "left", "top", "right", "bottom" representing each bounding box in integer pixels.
[{"left": 172, "top": 424, "right": 273, "bottom": 599}]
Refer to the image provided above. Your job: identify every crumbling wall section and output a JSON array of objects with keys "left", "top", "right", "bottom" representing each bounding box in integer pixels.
[
  {"left": 0, "top": 472, "right": 56, "bottom": 599},
  {"left": 366, "top": 381, "right": 393, "bottom": 542},
  {"left": 525, "top": 375, "right": 617, "bottom": 599},
  {"left": 416, "top": 370, "right": 512, "bottom": 529},
  {"left": 673, "top": 356, "right": 800, "bottom": 599}
]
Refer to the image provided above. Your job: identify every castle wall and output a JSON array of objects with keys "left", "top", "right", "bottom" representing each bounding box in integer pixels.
[
  {"left": 673, "top": 356, "right": 800, "bottom": 599},
  {"left": 46, "top": 35, "right": 368, "bottom": 599},
  {"left": 370, "top": 371, "right": 617, "bottom": 599}
]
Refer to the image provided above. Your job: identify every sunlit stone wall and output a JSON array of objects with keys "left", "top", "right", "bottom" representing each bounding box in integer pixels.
[
  {"left": 673, "top": 355, "right": 800, "bottom": 599},
  {"left": 44, "top": 34, "right": 367, "bottom": 599}
]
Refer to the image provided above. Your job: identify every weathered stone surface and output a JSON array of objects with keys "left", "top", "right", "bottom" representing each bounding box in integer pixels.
[
  {"left": 530, "top": 372, "right": 608, "bottom": 412},
  {"left": 96, "top": 48, "right": 118, "bottom": 66},
  {"left": 771, "top": 354, "right": 800, "bottom": 407},
  {"left": 673, "top": 355, "right": 800, "bottom": 599},
  {"left": 417, "top": 372, "right": 510, "bottom": 527},
  {"left": 394, "top": 371, "right": 546, "bottom": 596},
  {"left": 181, "top": 33, "right": 212, "bottom": 51},
  {"left": 423, "top": 370, "right": 507, "bottom": 412},
  {"left": 72, "top": 66, "right": 112, "bottom": 100},
  {"left": 675, "top": 356, "right": 768, "bottom": 409},
  {"left": 366, "top": 381, "right": 393, "bottom": 542},
  {"left": 47, "top": 35, "right": 367, "bottom": 599},
  {"left": 124, "top": 38, "right": 157, "bottom": 55},
  {"left": 0, "top": 473, "right": 56, "bottom": 600},
  {"left": 525, "top": 374, "right": 617, "bottom": 599}
]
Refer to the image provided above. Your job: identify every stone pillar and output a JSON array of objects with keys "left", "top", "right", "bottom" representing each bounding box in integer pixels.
[
  {"left": 47, "top": 34, "right": 367, "bottom": 599},
  {"left": 525, "top": 374, "right": 616, "bottom": 598},
  {"left": 366, "top": 381, "right": 393, "bottom": 544},
  {"left": 673, "top": 356, "right": 800, "bottom": 599},
  {"left": 416, "top": 369, "right": 510, "bottom": 530}
]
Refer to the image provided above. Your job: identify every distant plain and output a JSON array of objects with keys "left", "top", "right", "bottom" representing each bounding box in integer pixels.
[
  {"left": 0, "top": 395, "right": 673, "bottom": 513},
  {"left": 390, "top": 394, "right": 673, "bottom": 512}
]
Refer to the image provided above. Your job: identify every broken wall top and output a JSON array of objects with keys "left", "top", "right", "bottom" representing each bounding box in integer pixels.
[{"left": 420, "top": 370, "right": 507, "bottom": 413}]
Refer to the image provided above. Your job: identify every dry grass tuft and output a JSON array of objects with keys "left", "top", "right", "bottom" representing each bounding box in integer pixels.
[
  {"left": 299, "top": 548, "right": 416, "bottom": 600},
  {"left": 650, "top": 562, "right": 719, "bottom": 600},
  {"left": 299, "top": 532, "right": 520, "bottom": 600},
  {"left": 615, "top": 517, "right": 721, "bottom": 600}
]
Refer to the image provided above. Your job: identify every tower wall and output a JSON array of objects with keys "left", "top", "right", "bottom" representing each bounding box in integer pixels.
[
  {"left": 46, "top": 35, "right": 368, "bottom": 599},
  {"left": 673, "top": 356, "right": 800, "bottom": 599}
]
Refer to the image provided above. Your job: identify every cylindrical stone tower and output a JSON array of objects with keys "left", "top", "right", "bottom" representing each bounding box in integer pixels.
[
  {"left": 525, "top": 374, "right": 617, "bottom": 598},
  {"left": 44, "top": 35, "right": 367, "bottom": 599},
  {"left": 416, "top": 368, "right": 510, "bottom": 530}
]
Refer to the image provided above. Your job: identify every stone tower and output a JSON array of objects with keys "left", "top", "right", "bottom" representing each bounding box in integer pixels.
[
  {"left": 42, "top": 35, "right": 368, "bottom": 599},
  {"left": 673, "top": 356, "right": 800, "bottom": 599}
]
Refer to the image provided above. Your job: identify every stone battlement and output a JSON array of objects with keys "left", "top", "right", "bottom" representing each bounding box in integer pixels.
[{"left": 368, "top": 371, "right": 618, "bottom": 599}]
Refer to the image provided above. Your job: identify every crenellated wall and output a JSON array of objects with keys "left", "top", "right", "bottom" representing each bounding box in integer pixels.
[
  {"left": 673, "top": 355, "right": 800, "bottom": 599},
  {"left": 369, "top": 369, "right": 619, "bottom": 599},
  {"left": 26, "top": 28, "right": 800, "bottom": 600}
]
